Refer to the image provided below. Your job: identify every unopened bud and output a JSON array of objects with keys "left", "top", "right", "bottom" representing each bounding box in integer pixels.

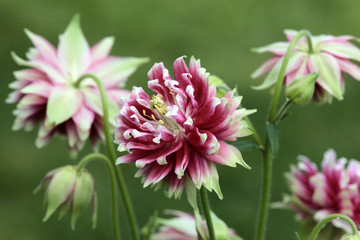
[
  {"left": 286, "top": 73, "right": 318, "bottom": 106},
  {"left": 341, "top": 232, "right": 360, "bottom": 240},
  {"left": 34, "top": 165, "right": 97, "bottom": 229}
]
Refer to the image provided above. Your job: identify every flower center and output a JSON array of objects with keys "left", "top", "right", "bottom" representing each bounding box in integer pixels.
[{"left": 147, "top": 95, "right": 181, "bottom": 132}]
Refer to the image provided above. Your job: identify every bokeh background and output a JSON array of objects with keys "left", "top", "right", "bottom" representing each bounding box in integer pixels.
[{"left": 1, "top": 0, "right": 360, "bottom": 239}]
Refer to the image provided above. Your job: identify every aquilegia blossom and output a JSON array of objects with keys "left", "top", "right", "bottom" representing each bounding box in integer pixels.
[
  {"left": 281, "top": 149, "right": 360, "bottom": 232},
  {"left": 150, "top": 210, "right": 242, "bottom": 240},
  {"left": 252, "top": 29, "right": 360, "bottom": 103},
  {"left": 115, "top": 56, "right": 255, "bottom": 200},
  {"left": 7, "top": 15, "right": 148, "bottom": 156}
]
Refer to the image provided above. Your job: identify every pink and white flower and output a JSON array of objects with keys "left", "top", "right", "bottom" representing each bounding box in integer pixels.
[
  {"left": 151, "top": 210, "right": 242, "bottom": 240},
  {"left": 282, "top": 149, "right": 360, "bottom": 232},
  {"left": 7, "top": 15, "right": 148, "bottom": 156},
  {"left": 252, "top": 29, "right": 360, "bottom": 103},
  {"left": 115, "top": 56, "right": 255, "bottom": 200}
]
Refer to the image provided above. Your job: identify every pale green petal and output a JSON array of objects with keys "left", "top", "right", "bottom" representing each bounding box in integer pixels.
[
  {"left": 185, "top": 177, "right": 198, "bottom": 212},
  {"left": 58, "top": 14, "right": 90, "bottom": 80},
  {"left": 46, "top": 86, "right": 82, "bottom": 125}
]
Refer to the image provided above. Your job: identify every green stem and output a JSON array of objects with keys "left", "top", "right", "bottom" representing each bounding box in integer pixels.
[
  {"left": 309, "top": 214, "right": 358, "bottom": 240},
  {"left": 200, "top": 187, "right": 216, "bottom": 240},
  {"left": 273, "top": 99, "right": 292, "bottom": 124},
  {"left": 76, "top": 153, "right": 121, "bottom": 240},
  {"left": 268, "top": 30, "right": 313, "bottom": 122},
  {"left": 76, "top": 74, "right": 140, "bottom": 240},
  {"left": 244, "top": 115, "right": 264, "bottom": 151},
  {"left": 254, "top": 140, "right": 272, "bottom": 240},
  {"left": 255, "top": 30, "right": 313, "bottom": 240}
]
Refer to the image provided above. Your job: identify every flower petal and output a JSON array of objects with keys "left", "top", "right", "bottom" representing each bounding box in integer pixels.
[
  {"left": 322, "top": 41, "right": 360, "bottom": 62},
  {"left": 24, "top": 29, "right": 58, "bottom": 64},
  {"left": 252, "top": 42, "right": 289, "bottom": 55},
  {"left": 308, "top": 53, "right": 343, "bottom": 100},
  {"left": 90, "top": 36, "right": 114, "bottom": 63},
  {"left": 58, "top": 14, "right": 90, "bottom": 80},
  {"left": 46, "top": 86, "right": 83, "bottom": 125}
]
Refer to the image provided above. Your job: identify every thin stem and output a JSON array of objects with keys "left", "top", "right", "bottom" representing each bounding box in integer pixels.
[
  {"left": 200, "top": 187, "right": 216, "bottom": 240},
  {"left": 309, "top": 214, "right": 358, "bottom": 240},
  {"left": 255, "top": 30, "right": 313, "bottom": 240},
  {"left": 244, "top": 115, "right": 264, "bottom": 151},
  {"left": 75, "top": 74, "right": 139, "bottom": 240},
  {"left": 273, "top": 99, "right": 292, "bottom": 124},
  {"left": 268, "top": 30, "right": 313, "bottom": 122},
  {"left": 76, "top": 153, "right": 121, "bottom": 240},
  {"left": 254, "top": 140, "right": 272, "bottom": 240}
]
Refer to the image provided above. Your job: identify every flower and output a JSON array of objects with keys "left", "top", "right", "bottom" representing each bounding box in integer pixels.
[
  {"left": 252, "top": 29, "right": 360, "bottom": 103},
  {"left": 7, "top": 15, "right": 148, "bottom": 156},
  {"left": 115, "top": 56, "right": 255, "bottom": 201},
  {"left": 341, "top": 232, "right": 360, "bottom": 240},
  {"left": 34, "top": 165, "right": 97, "bottom": 229},
  {"left": 150, "top": 210, "right": 242, "bottom": 240},
  {"left": 281, "top": 149, "right": 360, "bottom": 233}
]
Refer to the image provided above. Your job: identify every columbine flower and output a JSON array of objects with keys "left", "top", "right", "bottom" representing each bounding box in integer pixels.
[
  {"left": 150, "top": 210, "right": 242, "bottom": 240},
  {"left": 115, "top": 56, "right": 255, "bottom": 201},
  {"left": 281, "top": 149, "right": 360, "bottom": 233},
  {"left": 34, "top": 165, "right": 97, "bottom": 229},
  {"left": 7, "top": 15, "right": 148, "bottom": 156},
  {"left": 252, "top": 29, "right": 360, "bottom": 103}
]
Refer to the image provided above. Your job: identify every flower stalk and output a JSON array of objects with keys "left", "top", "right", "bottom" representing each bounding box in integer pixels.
[
  {"left": 309, "top": 214, "right": 358, "bottom": 240},
  {"left": 255, "top": 30, "right": 314, "bottom": 240},
  {"left": 200, "top": 187, "right": 216, "bottom": 240},
  {"left": 77, "top": 153, "right": 121, "bottom": 240},
  {"left": 75, "top": 74, "right": 140, "bottom": 240}
]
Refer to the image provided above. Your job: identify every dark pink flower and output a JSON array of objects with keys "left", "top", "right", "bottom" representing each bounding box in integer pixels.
[
  {"left": 252, "top": 30, "right": 360, "bottom": 103},
  {"left": 115, "top": 56, "right": 255, "bottom": 199},
  {"left": 283, "top": 149, "right": 360, "bottom": 232},
  {"left": 7, "top": 15, "right": 148, "bottom": 156}
]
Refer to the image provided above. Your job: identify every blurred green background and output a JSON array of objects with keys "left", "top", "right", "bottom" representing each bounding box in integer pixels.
[{"left": 1, "top": 0, "right": 360, "bottom": 239}]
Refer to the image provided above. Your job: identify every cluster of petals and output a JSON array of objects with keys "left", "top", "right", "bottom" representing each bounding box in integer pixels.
[
  {"left": 151, "top": 210, "right": 241, "bottom": 240},
  {"left": 252, "top": 29, "right": 360, "bottom": 103},
  {"left": 7, "top": 15, "right": 147, "bottom": 156},
  {"left": 282, "top": 149, "right": 360, "bottom": 232},
  {"left": 115, "top": 56, "right": 255, "bottom": 200}
]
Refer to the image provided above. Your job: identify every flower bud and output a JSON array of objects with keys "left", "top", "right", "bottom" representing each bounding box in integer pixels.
[
  {"left": 285, "top": 72, "right": 318, "bottom": 106},
  {"left": 34, "top": 165, "right": 97, "bottom": 229},
  {"left": 341, "top": 232, "right": 360, "bottom": 240}
]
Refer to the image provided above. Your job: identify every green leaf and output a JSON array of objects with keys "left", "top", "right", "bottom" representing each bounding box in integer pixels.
[
  {"left": 230, "top": 140, "right": 259, "bottom": 151},
  {"left": 295, "top": 232, "right": 302, "bottom": 240},
  {"left": 266, "top": 122, "right": 280, "bottom": 156}
]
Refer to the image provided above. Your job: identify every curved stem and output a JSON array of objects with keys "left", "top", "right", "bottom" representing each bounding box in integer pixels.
[
  {"left": 255, "top": 30, "right": 313, "bottom": 240},
  {"left": 309, "top": 214, "right": 358, "bottom": 240},
  {"left": 200, "top": 187, "right": 216, "bottom": 240},
  {"left": 76, "top": 153, "right": 121, "bottom": 240},
  {"left": 268, "top": 30, "right": 313, "bottom": 122},
  {"left": 75, "top": 74, "right": 139, "bottom": 240},
  {"left": 244, "top": 115, "right": 264, "bottom": 151}
]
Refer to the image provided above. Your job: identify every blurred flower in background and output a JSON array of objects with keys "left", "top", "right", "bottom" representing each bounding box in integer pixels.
[
  {"left": 252, "top": 29, "right": 360, "bottom": 104},
  {"left": 150, "top": 210, "right": 242, "bottom": 240},
  {"left": 115, "top": 56, "right": 255, "bottom": 203},
  {"left": 7, "top": 14, "right": 148, "bottom": 156},
  {"left": 279, "top": 149, "right": 360, "bottom": 234}
]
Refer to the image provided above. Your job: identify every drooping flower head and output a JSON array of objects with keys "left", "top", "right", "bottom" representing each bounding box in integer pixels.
[
  {"left": 7, "top": 15, "right": 148, "bottom": 156},
  {"left": 34, "top": 165, "right": 97, "bottom": 229},
  {"left": 281, "top": 149, "right": 360, "bottom": 233},
  {"left": 252, "top": 30, "right": 360, "bottom": 103},
  {"left": 115, "top": 56, "right": 255, "bottom": 201},
  {"left": 150, "top": 210, "right": 242, "bottom": 240}
]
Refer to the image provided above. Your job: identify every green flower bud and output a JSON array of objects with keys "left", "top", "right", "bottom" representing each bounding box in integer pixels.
[
  {"left": 341, "top": 232, "right": 360, "bottom": 240},
  {"left": 34, "top": 165, "right": 97, "bottom": 229},
  {"left": 285, "top": 72, "right": 319, "bottom": 106}
]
